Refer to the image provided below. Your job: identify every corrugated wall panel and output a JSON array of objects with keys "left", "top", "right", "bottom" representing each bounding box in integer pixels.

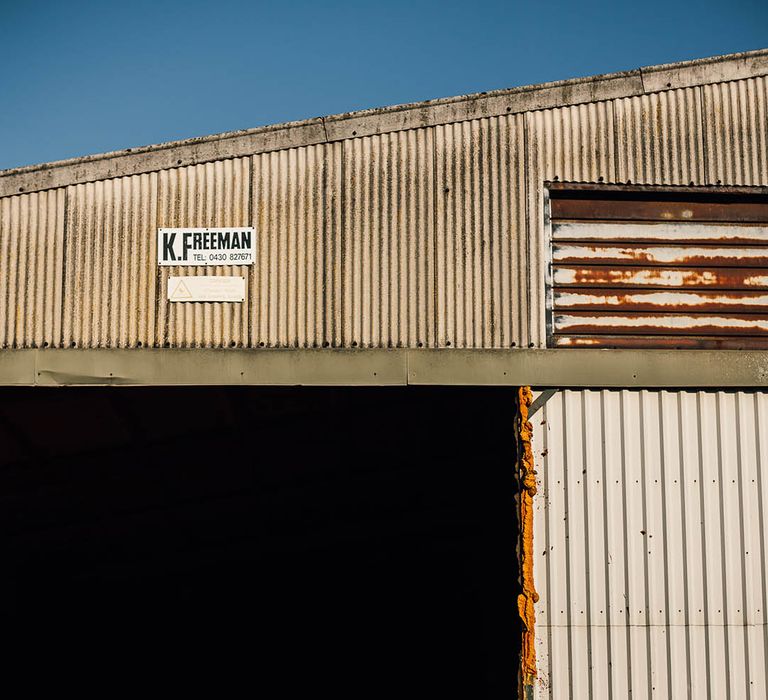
[
  {"left": 527, "top": 101, "right": 617, "bottom": 346},
  {"left": 4, "top": 75, "right": 768, "bottom": 350},
  {"left": 703, "top": 76, "right": 768, "bottom": 186},
  {"left": 0, "top": 190, "right": 65, "bottom": 348},
  {"left": 435, "top": 115, "right": 527, "bottom": 348},
  {"left": 64, "top": 174, "right": 158, "bottom": 348},
  {"left": 251, "top": 143, "right": 339, "bottom": 347},
  {"left": 614, "top": 87, "right": 706, "bottom": 185},
  {"left": 341, "top": 130, "right": 434, "bottom": 348},
  {"left": 155, "top": 158, "right": 251, "bottom": 348},
  {"left": 548, "top": 214, "right": 768, "bottom": 349},
  {"left": 532, "top": 389, "right": 768, "bottom": 699}
]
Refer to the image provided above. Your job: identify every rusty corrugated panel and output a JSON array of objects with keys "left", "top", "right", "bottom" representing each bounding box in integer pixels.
[
  {"left": 532, "top": 389, "right": 768, "bottom": 699},
  {"left": 703, "top": 76, "right": 768, "bottom": 186},
  {"left": 552, "top": 335, "right": 768, "bottom": 350},
  {"left": 556, "top": 312, "right": 768, "bottom": 337},
  {"left": 155, "top": 159, "right": 251, "bottom": 348},
  {"left": 614, "top": 87, "right": 706, "bottom": 185},
  {"left": 550, "top": 196, "right": 768, "bottom": 222},
  {"left": 554, "top": 242, "right": 768, "bottom": 267},
  {"left": 553, "top": 264, "right": 768, "bottom": 289},
  {"left": 435, "top": 115, "right": 527, "bottom": 348},
  {"left": 552, "top": 219, "right": 768, "bottom": 242},
  {"left": 527, "top": 101, "right": 617, "bottom": 347},
  {"left": 251, "top": 144, "right": 339, "bottom": 348},
  {"left": 0, "top": 190, "right": 65, "bottom": 348},
  {"left": 554, "top": 289, "right": 768, "bottom": 312},
  {"left": 548, "top": 186, "right": 768, "bottom": 349},
  {"left": 64, "top": 174, "right": 158, "bottom": 348},
  {"left": 341, "top": 129, "right": 434, "bottom": 348}
]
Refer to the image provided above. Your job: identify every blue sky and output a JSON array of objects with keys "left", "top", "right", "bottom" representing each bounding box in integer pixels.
[{"left": 1, "top": 0, "right": 766, "bottom": 170}]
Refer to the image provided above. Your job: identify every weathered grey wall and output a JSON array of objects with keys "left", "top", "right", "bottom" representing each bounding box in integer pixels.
[{"left": 0, "top": 52, "right": 766, "bottom": 350}]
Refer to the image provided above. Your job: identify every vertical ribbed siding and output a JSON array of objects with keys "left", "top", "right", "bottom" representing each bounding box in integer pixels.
[
  {"left": 342, "top": 129, "right": 434, "bottom": 348},
  {"left": 527, "top": 101, "right": 616, "bottom": 346},
  {"left": 435, "top": 115, "right": 527, "bottom": 348},
  {"left": 4, "top": 76, "right": 768, "bottom": 351},
  {"left": 0, "top": 190, "right": 65, "bottom": 348},
  {"left": 703, "top": 77, "right": 768, "bottom": 186},
  {"left": 533, "top": 389, "right": 768, "bottom": 699},
  {"left": 614, "top": 87, "right": 706, "bottom": 185},
  {"left": 251, "top": 143, "right": 341, "bottom": 348},
  {"left": 65, "top": 174, "right": 158, "bottom": 347},
  {"left": 156, "top": 158, "right": 250, "bottom": 347}
]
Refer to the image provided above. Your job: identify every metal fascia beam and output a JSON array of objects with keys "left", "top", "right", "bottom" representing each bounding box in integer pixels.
[{"left": 0, "top": 348, "right": 765, "bottom": 388}]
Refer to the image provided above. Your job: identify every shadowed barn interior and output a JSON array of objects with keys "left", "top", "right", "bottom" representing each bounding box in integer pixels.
[{"left": 1, "top": 386, "right": 521, "bottom": 697}]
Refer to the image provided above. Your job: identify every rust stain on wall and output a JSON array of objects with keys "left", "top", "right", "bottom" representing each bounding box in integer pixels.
[
  {"left": 517, "top": 385, "right": 538, "bottom": 688},
  {"left": 548, "top": 185, "right": 768, "bottom": 349}
]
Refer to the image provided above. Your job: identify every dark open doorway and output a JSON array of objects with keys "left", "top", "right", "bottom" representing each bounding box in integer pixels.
[{"left": 1, "top": 386, "right": 521, "bottom": 697}]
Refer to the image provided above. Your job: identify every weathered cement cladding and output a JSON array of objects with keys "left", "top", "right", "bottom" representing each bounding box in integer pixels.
[
  {"left": 0, "top": 189, "right": 64, "bottom": 348},
  {"left": 614, "top": 86, "right": 706, "bottom": 185},
  {"left": 341, "top": 130, "right": 435, "bottom": 349},
  {"left": 64, "top": 173, "right": 159, "bottom": 349},
  {"left": 435, "top": 115, "right": 528, "bottom": 349},
  {"left": 156, "top": 159, "right": 251, "bottom": 349},
  {"left": 1, "top": 55, "right": 767, "bottom": 349},
  {"left": 251, "top": 143, "right": 340, "bottom": 349},
  {"left": 703, "top": 76, "right": 768, "bottom": 186}
]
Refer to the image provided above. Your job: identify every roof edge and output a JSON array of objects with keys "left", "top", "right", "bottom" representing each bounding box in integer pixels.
[{"left": 2, "top": 47, "right": 767, "bottom": 197}]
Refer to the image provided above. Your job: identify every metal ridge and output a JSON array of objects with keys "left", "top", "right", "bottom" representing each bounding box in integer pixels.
[{"left": 2, "top": 48, "right": 767, "bottom": 196}]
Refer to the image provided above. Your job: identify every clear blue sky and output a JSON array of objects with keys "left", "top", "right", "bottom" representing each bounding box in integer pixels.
[{"left": 1, "top": 0, "right": 766, "bottom": 170}]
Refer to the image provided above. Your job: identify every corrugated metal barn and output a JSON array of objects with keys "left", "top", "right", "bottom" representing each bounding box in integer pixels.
[{"left": 1, "top": 48, "right": 767, "bottom": 698}]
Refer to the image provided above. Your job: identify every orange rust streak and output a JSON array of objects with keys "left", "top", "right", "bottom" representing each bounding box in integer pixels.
[{"left": 518, "top": 386, "right": 538, "bottom": 687}]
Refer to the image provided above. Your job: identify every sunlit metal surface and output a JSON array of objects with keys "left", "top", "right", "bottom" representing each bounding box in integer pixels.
[
  {"left": 0, "top": 190, "right": 65, "bottom": 348},
  {"left": 549, "top": 186, "right": 768, "bottom": 349},
  {"left": 0, "top": 51, "right": 766, "bottom": 349},
  {"left": 532, "top": 389, "right": 768, "bottom": 699}
]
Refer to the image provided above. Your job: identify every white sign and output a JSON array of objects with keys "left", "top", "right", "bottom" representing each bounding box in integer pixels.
[
  {"left": 168, "top": 276, "right": 246, "bottom": 302},
  {"left": 157, "top": 227, "right": 255, "bottom": 266}
]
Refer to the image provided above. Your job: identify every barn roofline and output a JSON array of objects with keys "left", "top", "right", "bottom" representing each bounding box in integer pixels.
[{"left": 2, "top": 47, "right": 767, "bottom": 196}]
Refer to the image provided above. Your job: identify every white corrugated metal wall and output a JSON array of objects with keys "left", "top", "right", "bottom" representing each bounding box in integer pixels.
[{"left": 532, "top": 390, "right": 768, "bottom": 699}]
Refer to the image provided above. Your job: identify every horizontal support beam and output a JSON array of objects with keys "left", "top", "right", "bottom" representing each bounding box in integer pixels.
[
  {"left": 0, "top": 348, "right": 765, "bottom": 388},
  {"left": 406, "top": 349, "right": 768, "bottom": 387}
]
